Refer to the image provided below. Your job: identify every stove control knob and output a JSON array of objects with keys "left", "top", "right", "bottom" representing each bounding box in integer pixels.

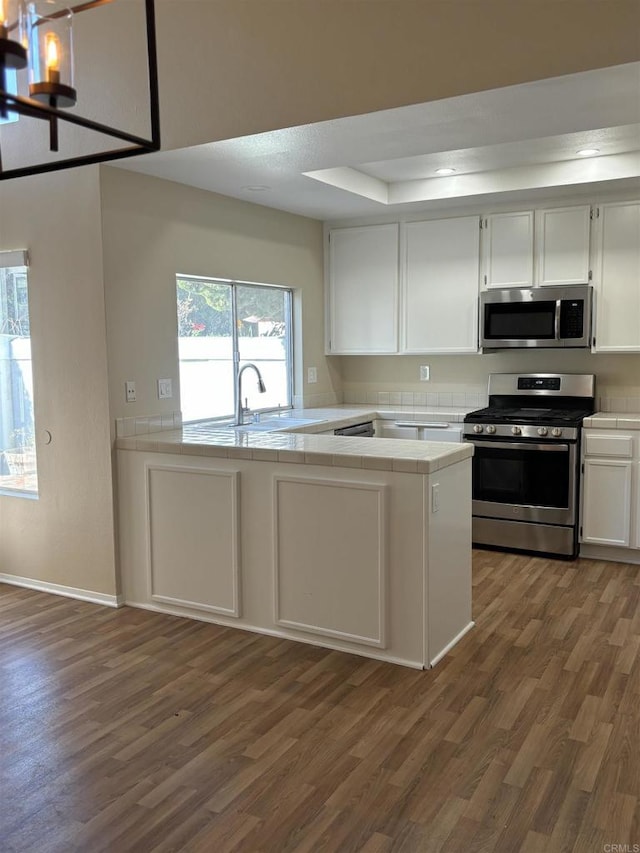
[
  {"left": 511, "top": 426, "right": 521, "bottom": 435},
  {"left": 473, "top": 424, "right": 484, "bottom": 434},
  {"left": 537, "top": 427, "right": 548, "bottom": 437},
  {"left": 551, "top": 427, "right": 563, "bottom": 437},
  {"left": 486, "top": 425, "right": 496, "bottom": 434}
]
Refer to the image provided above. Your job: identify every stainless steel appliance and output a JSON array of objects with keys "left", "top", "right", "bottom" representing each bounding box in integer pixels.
[
  {"left": 464, "top": 373, "right": 596, "bottom": 558},
  {"left": 480, "top": 285, "right": 593, "bottom": 350},
  {"left": 334, "top": 421, "right": 375, "bottom": 437}
]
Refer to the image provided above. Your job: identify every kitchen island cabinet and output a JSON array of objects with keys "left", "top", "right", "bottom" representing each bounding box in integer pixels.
[{"left": 117, "top": 425, "right": 473, "bottom": 669}]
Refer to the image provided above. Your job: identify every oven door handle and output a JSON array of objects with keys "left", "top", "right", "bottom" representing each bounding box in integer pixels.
[{"left": 469, "top": 440, "right": 570, "bottom": 452}]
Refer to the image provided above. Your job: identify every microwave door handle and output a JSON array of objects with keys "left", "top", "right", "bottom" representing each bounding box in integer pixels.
[{"left": 555, "top": 300, "right": 562, "bottom": 340}]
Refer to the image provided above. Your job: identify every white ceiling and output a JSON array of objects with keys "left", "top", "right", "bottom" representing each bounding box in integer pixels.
[{"left": 117, "top": 62, "right": 640, "bottom": 221}]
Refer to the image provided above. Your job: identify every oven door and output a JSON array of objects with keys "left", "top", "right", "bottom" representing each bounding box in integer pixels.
[{"left": 467, "top": 437, "right": 577, "bottom": 525}]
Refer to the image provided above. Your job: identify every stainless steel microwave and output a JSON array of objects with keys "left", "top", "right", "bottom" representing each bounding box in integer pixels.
[{"left": 480, "top": 285, "right": 593, "bottom": 350}]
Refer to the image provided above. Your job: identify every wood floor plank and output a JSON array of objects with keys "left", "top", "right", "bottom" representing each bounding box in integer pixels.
[{"left": 2, "top": 549, "right": 640, "bottom": 852}]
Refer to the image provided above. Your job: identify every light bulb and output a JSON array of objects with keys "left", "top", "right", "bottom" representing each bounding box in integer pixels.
[{"left": 45, "top": 32, "right": 60, "bottom": 72}]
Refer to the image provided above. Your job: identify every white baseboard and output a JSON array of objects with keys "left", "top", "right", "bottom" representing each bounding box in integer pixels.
[
  {"left": 124, "top": 599, "right": 424, "bottom": 669},
  {"left": 429, "top": 620, "right": 475, "bottom": 668},
  {"left": 579, "top": 544, "right": 640, "bottom": 565},
  {"left": 0, "top": 574, "right": 123, "bottom": 608}
]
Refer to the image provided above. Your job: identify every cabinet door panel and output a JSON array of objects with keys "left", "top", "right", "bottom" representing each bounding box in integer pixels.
[
  {"left": 582, "top": 458, "right": 632, "bottom": 546},
  {"left": 536, "top": 205, "right": 591, "bottom": 286},
  {"left": 483, "top": 211, "right": 534, "bottom": 288},
  {"left": 403, "top": 216, "right": 480, "bottom": 353},
  {"left": 593, "top": 201, "right": 640, "bottom": 352},
  {"left": 328, "top": 224, "right": 398, "bottom": 354}
]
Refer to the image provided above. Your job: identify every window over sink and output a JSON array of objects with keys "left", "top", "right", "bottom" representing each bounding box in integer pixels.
[{"left": 176, "top": 276, "right": 293, "bottom": 423}]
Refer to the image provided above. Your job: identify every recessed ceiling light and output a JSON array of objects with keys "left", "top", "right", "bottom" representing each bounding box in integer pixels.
[
  {"left": 435, "top": 168, "right": 456, "bottom": 176},
  {"left": 576, "top": 148, "right": 600, "bottom": 157},
  {"left": 242, "top": 185, "right": 271, "bottom": 192}
]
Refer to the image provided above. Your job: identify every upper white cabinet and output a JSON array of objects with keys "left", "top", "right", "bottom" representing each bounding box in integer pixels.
[
  {"left": 327, "top": 224, "right": 399, "bottom": 354},
  {"left": 592, "top": 201, "right": 640, "bottom": 352},
  {"left": 481, "top": 205, "right": 591, "bottom": 289},
  {"left": 535, "top": 205, "right": 591, "bottom": 286},
  {"left": 402, "top": 216, "right": 480, "bottom": 354},
  {"left": 482, "top": 211, "right": 534, "bottom": 288}
]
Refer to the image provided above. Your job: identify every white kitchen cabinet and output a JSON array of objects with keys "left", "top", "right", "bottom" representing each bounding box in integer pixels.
[
  {"left": 402, "top": 216, "right": 480, "bottom": 353},
  {"left": 535, "top": 205, "right": 591, "bottom": 286},
  {"left": 581, "top": 458, "right": 632, "bottom": 546},
  {"left": 481, "top": 211, "right": 534, "bottom": 288},
  {"left": 581, "top": 431, "right": 636, "bottom": 549},
  {"left": 592, "top": 201, "right": 640, "bottom": 352},
  {"left": 327, "top": 224, "right": 399, "bottom": 354}
]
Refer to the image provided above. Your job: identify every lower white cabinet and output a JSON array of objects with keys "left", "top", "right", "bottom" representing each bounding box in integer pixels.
[{"left": 581, "top": 430, "right": 638, "bottom": 553}]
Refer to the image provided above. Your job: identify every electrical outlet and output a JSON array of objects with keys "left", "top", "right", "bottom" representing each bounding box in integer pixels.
[
  {"left": 307, "top": 367, "right": 318, "bottom": 384},
  {"left": 158, "top": 378, "right": 173, "bottom": 399},
  {"left": 125, "top": 380, "right": 136, "bottom": 403},
  {"left": 420, "top": 365, "right": 430, "bottom": 381}
]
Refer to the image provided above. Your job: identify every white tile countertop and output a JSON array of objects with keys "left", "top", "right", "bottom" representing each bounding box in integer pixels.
[
  {"left": 583, "top": 412, "right": 640, "bottom": 430},
  {"left": 115, "top": 405, "right": 474, "bottom": 474}
]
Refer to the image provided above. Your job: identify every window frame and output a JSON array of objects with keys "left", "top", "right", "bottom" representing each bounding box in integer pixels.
[
  {"left": 0, "top": 250, "right": 38, "bottom": 499},
  {"left": 176, "top": 275, "right": 294, "bottom": 424}
]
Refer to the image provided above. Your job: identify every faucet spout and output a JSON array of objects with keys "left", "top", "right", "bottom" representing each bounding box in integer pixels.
[{"left": 235, "top": 363, "right": 267, "bottom": 425}]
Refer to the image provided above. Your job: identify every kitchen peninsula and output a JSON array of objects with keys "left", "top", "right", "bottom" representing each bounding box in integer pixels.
[{"left": 116, "top": 408, "right": 473, "bottom": 669}]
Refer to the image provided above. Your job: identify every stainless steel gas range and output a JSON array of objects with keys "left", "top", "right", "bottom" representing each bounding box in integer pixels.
[{"left": 463, "top": 373, "right": 596, "bottom": 558}]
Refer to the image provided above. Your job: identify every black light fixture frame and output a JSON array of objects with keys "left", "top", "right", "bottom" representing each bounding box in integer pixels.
[{"left": 0, "top": 0, "right": 160, "bottom": 180}]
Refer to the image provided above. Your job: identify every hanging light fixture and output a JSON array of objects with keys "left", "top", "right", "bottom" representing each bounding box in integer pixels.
[{"left": 0, "top": 0, "right": 159, "bottom": 180}]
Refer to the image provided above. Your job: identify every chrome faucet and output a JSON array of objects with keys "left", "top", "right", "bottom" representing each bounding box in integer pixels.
[{"left": 235, "top": 363, "right": 267, "bottom": 425}]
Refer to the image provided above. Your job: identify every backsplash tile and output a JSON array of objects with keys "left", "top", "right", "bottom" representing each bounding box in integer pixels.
[
  {"left": 597, "top": 389, "right": 640, "bottom": 414},
  {"left": 341, "top": 386, "right": 489, "bottom": 409},
  {"left": 116, "top": 410, "right": 183, "bottom": 439}
]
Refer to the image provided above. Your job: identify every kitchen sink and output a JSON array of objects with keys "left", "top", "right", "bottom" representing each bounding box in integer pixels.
[{"left": 226, "top": 417, "right": 323, "bottom": 432}]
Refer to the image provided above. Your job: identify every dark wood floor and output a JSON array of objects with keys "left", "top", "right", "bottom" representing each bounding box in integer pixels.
[{"left": 1, "top": 550, "right": 639, "bottom": 852}]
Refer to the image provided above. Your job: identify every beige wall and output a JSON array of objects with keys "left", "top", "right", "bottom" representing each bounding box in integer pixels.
[
  {"left": 341, "top": 351, "right": 640, "bottom": 403},
  {"left": 100, "top": 167, "right": 340, "bottom": 423},
  {"left": 0, "top": 169, "right": 118, "bottom": 596},
  {"left": 155, "top": 0, "right": 640, "bottom": 150}
]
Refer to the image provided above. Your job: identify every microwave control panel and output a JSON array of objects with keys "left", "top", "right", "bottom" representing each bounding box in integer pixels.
[{"left": 559, "top": 299, "right": 585, "bottom": 339}]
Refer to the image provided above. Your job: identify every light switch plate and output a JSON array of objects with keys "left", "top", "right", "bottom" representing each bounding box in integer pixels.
[
  {"left": 158, "top": 378, "right": 173, "bottom": 399},
  {"left": 307, "top": 367, "right": 318, "bottom": 384},
  {"left": 432, "top": 483, "right": 440, "bottom": 513},
  {"left": 420, "top": 365, "right": 430, "bottom": 381}
]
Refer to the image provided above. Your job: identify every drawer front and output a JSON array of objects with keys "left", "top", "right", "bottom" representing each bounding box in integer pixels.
[{"left": 584, "top": 433, "right": 634, "bottom": 458}]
